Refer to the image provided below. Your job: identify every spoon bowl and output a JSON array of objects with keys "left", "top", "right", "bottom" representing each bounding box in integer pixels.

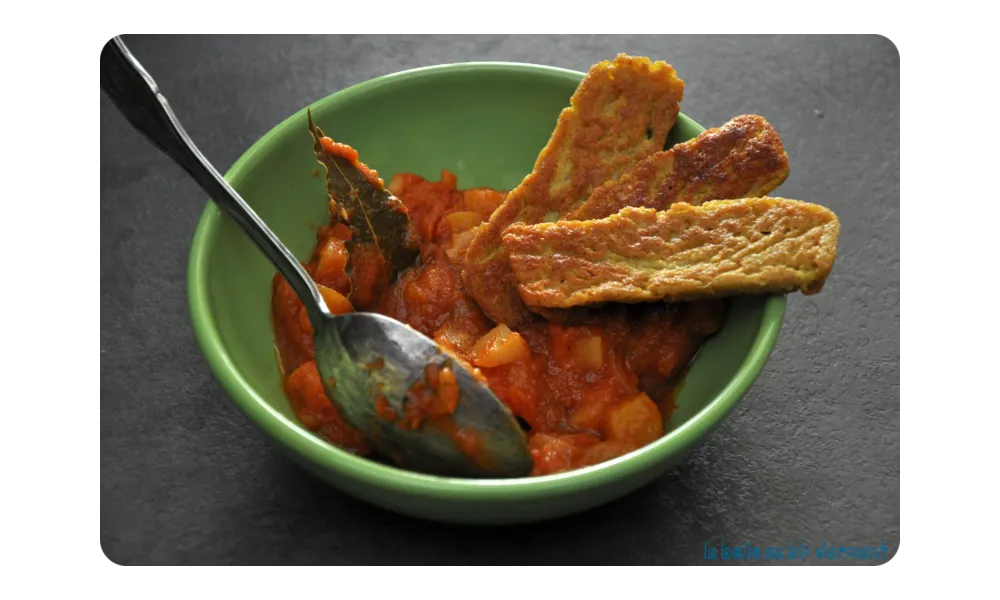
[{"left": 316, "top": 313, "right": 530, "bottom": 477}]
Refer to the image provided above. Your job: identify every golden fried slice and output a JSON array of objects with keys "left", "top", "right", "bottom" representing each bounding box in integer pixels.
[
  {"left": 462, "top": 54, "right": 685, "bottom": 327},
  {"left": 566, "top": 114, "right": 790, "bottom": 221},
  {"left": 503, "top": 198, "right": 839, "bottom": 308}
]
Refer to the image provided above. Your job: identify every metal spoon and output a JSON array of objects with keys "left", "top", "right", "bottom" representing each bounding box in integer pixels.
[{"left": 100, "top": 37, "right": 532, "bottom": 478}]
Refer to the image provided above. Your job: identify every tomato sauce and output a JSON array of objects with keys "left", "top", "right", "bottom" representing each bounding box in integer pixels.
[{"left": 271, "top": 169, "right": 727, "bottom": 475}]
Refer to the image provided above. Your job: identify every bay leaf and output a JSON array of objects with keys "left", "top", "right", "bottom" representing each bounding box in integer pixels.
[{"left": 307, "top": 110, "right": 420, "bottom": 304}]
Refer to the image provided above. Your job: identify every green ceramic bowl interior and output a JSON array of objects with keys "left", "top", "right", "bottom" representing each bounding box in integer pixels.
[{"left": 188, "top": 62, "right": 786, "bottom": 524}]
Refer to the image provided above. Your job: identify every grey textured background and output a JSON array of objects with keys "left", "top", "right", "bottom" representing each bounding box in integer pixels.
[{"left": 100, "top": 35, "right": 899, "bottom": 565}]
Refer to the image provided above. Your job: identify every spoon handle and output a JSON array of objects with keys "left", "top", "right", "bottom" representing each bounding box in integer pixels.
[{"left": 100, "top": 36, "right": 329, "bottom": 322}]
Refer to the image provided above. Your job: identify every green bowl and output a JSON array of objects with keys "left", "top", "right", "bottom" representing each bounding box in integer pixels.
[{"left": 187, "top": 62, "right": 786, "bottom": 524}]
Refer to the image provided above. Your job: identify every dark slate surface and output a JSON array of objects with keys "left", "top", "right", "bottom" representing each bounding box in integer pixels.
[{"left": 100, "top": 35, "right": 899, "bottom": 565}]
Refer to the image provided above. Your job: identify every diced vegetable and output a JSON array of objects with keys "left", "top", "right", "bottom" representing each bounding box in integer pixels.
[
  {"left": 314, "top": 237, "right": 348, "bottom": 282},
  {"left": 580, "top": 441, "right": 633, "bottom": 466},
  {"left": 570, "top": 335, "right": 604, "bottom": 370},
  {"left": 296, "top": 284, "right": 353, "bottom": 336},
  {"left": 284, "top": 361, "right": 335, "bottom": 430},
  {"left": 387, "top": 173, "right": 422, "bottom": 197},
  {"left": 528, "top": 433, "right": 601, "bottom": 475},
  {"left": 529, "top": 434, "right": 582, "bottom": 475},
  {"left": 434, "top": 328, "right": 471, "bottom": 354},
  {"left": 445, "top": 211, "right": 484, "bottom": 233},
  {"left": 433, "top": 320, "right": 483, "bottom": 353},
  {"left": 464, "top": 188, "right": 505, "bottom": 216},
  {"left": 441, "top": 169, "right": 458, "bottom": 190},
  {"left": 470, "top": 324, "right": 532, "bottom": 368},
  {"left": 569, "top": 401, "right": 606, "bottom": 432},
  {"left": 317, "top": 283, "right": 353, "bottom": 315},
  {"left": 387, "top": 177, "right": 404, "bottom": 196},
  {"left": 602, "top": 393, "right": 664, "bottom": 446}
]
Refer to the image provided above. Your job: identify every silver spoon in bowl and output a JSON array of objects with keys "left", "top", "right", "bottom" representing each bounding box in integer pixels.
[{"left": 100, "top": 37, "right": 532, "bottom": 478}]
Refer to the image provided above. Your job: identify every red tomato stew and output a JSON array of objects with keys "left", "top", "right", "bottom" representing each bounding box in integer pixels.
[{"left": 271, "top": 169, "right": 727, "bottom": 476}]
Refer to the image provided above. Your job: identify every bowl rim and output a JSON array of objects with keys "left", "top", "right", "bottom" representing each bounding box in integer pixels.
[{"left": 187, "top": 61, "right": 787, "bottom": 500}]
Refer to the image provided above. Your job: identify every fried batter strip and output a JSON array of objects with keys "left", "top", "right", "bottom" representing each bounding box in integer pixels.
[
  {"left": 503, "top": 198, "right": 839, "bottom": 308},
  {"left": 462, "top": 54, "right": 685, "bottom": 327},
  {"left": 566, "top": 114, "right": 789, "bottom": 221}
]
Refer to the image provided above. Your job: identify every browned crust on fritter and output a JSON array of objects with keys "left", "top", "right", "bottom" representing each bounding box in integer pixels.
[
  {"left": 503, "top": 198, "right": 839, "bottom": 308},
  {"left": 461, "top": 54, "right": 685, "bottom": 327},
  {"left": 565, "top": 114, "right": 789, "bottom": 221}
]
